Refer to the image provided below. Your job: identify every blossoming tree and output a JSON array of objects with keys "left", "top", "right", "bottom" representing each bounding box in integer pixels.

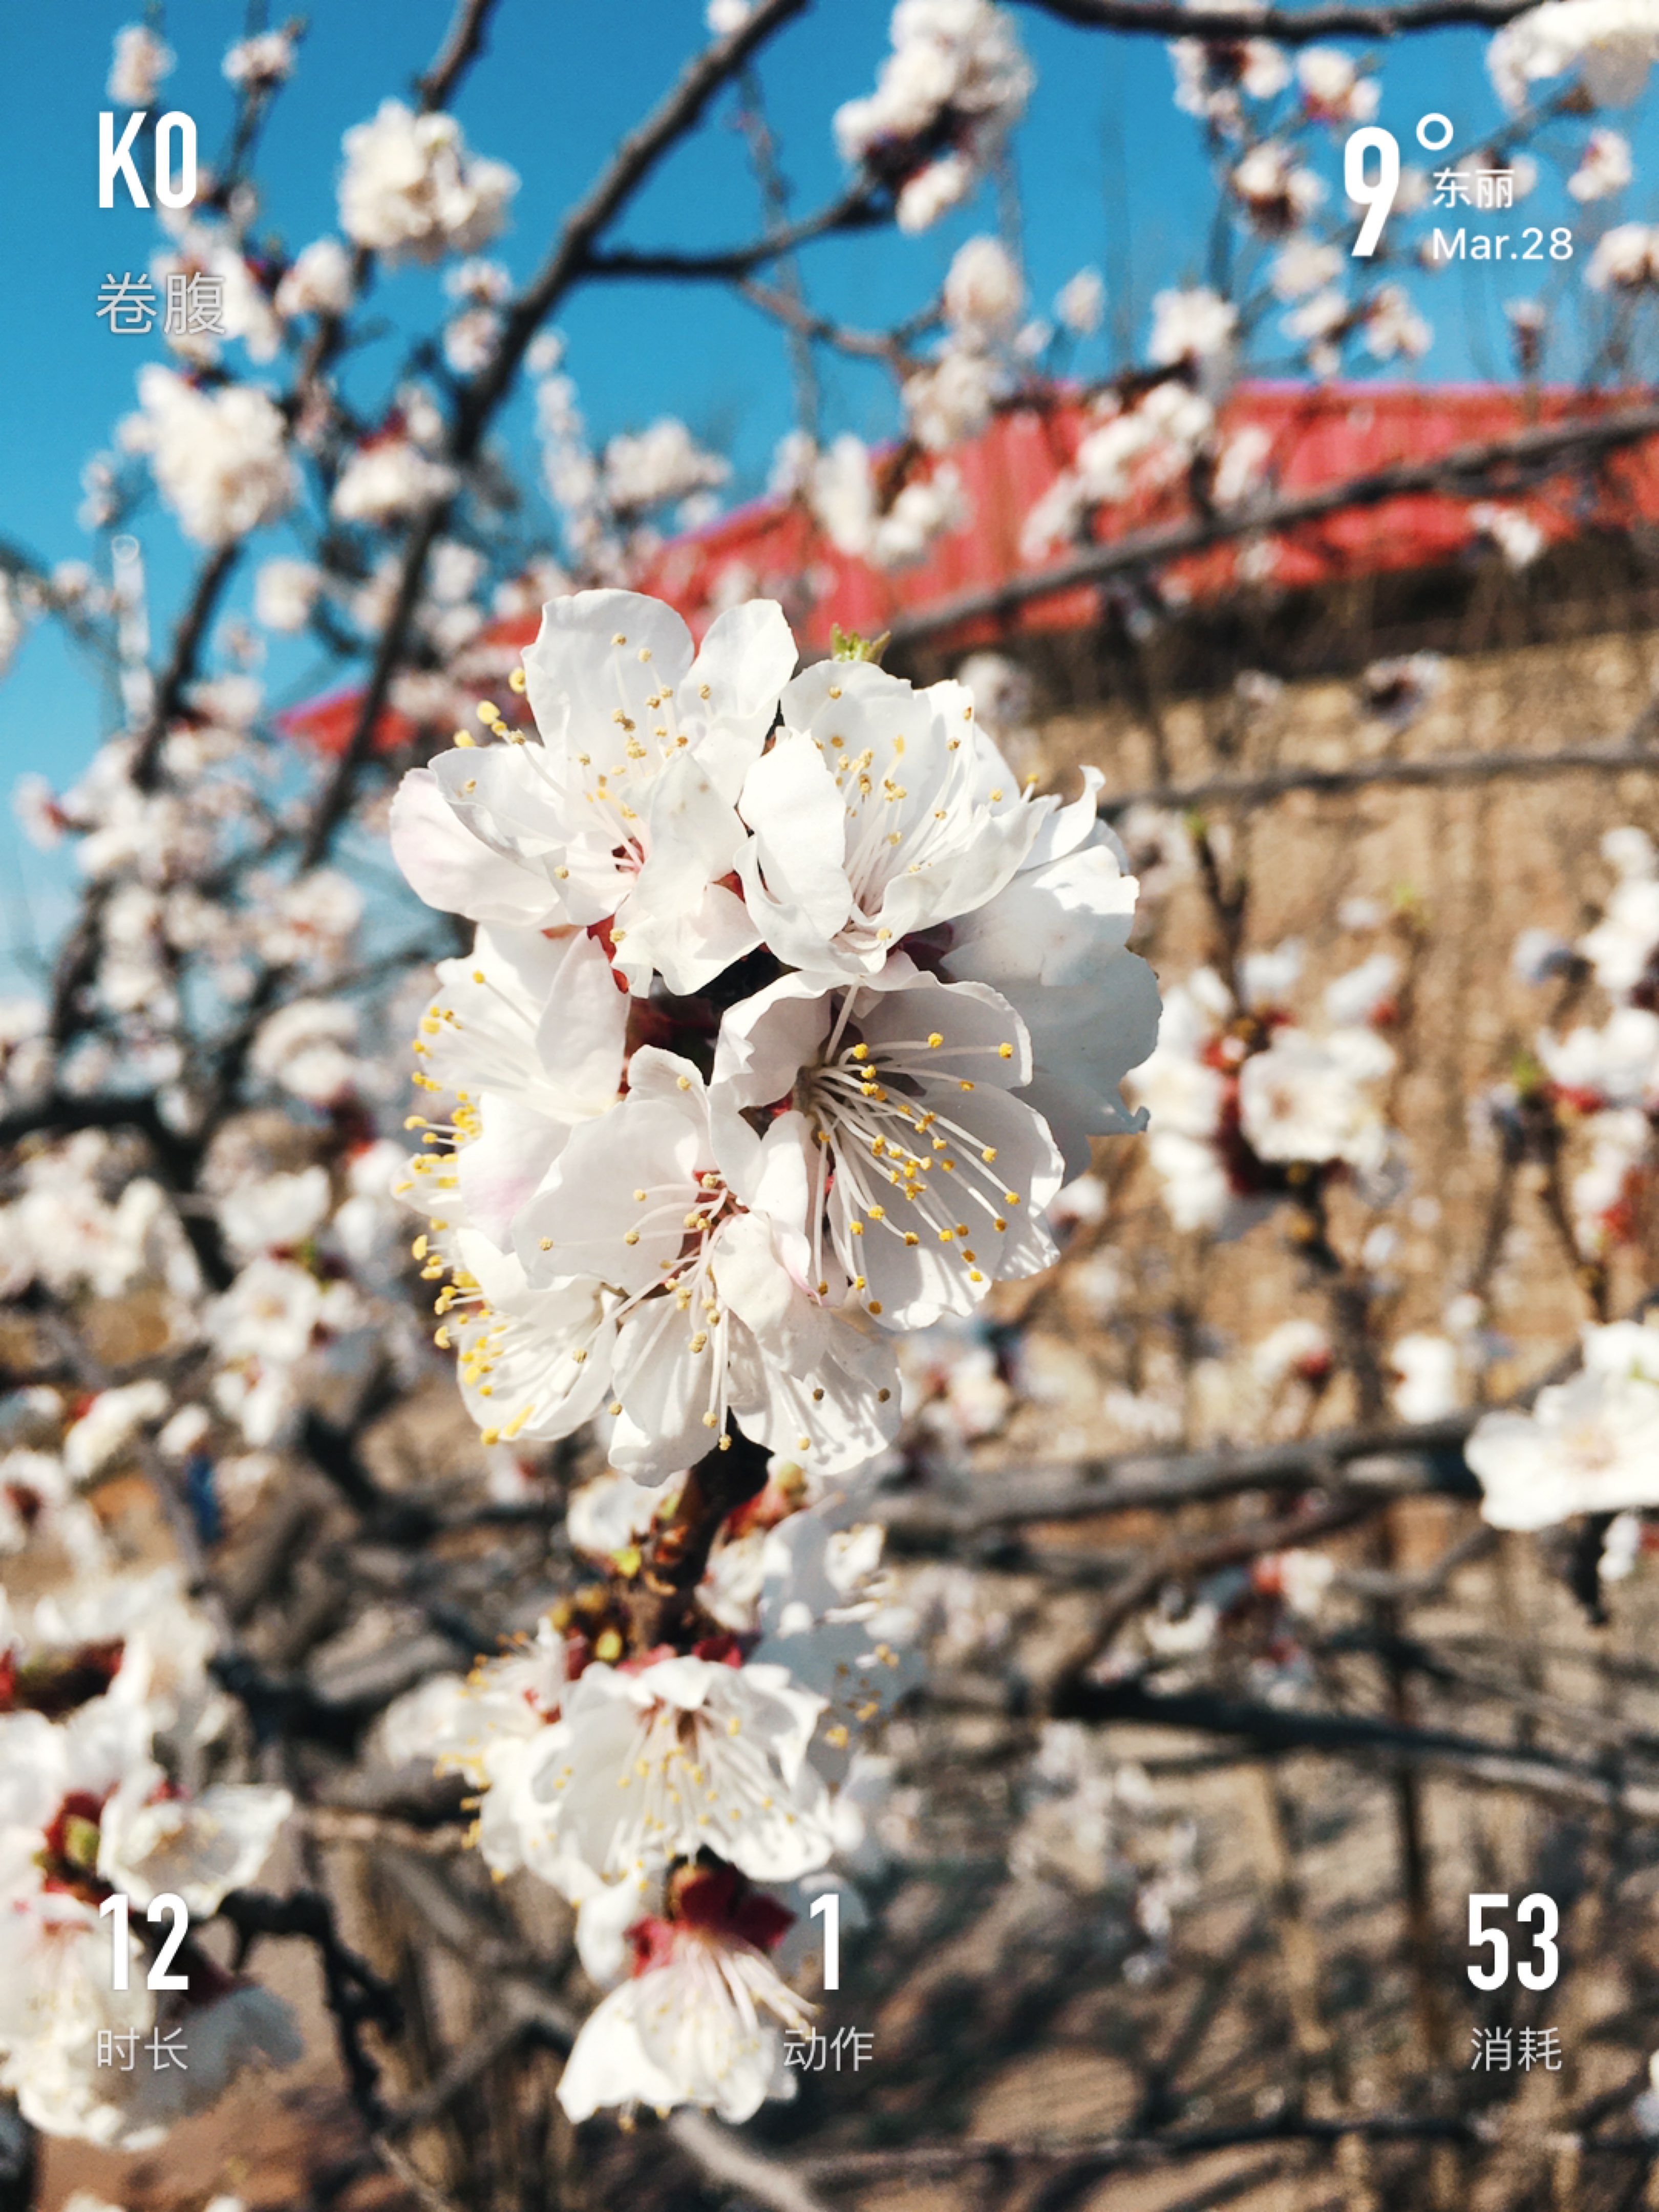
[{"left": 11, "top": 0, "right": 1659, "bottom": 2207}]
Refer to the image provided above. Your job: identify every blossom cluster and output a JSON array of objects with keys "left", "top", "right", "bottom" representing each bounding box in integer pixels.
[
  {"left": 0, "top": 1399, "right": 298, "bottom": 2147},
  {"left": 383, "top": 585, "right": 1160, "bottom": 2114}
]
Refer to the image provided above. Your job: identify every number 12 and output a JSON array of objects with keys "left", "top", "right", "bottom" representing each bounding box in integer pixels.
[{"left": 100, "top": 1891, "right": 193, "bottom": 1992}]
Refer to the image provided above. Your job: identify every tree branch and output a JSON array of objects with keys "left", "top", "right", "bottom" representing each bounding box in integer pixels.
[
  {"left": 1016, "top": 0, "right": 1541, "bottom": 39},
  {"left": 1102, "top": 726, "right": 1659, "bottom": 816},
  {"left": 1049, "top": 1676, "right": 1659, "bottom": 1819},
  {"left": 580, "top": 180, "right": 885, "bottom": 283},
  {"left": 886, "top": 398, "right": 1659, "bottom": 650},
  {"left": 416, "top": 0, "right": 500, "bottom": 111}
]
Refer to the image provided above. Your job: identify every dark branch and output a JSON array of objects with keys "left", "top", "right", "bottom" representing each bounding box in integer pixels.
[
  {"left": 219, "top": 1886, "right": 400, "bottom": 2125},
  {"left": 1049, "top": 1676, "right": 1659, "bottom": 1819},
  {"left": 887, "top": 399, "right": 1659, "bottom": 649},
  {"left": 580, "top": 181, "right": 885, "bottom": 283},
  {"left": 1016, "top": 0, "right": 1539, "bottom": 39},
  {"left": 1103, "top": 727, "right": 1659, "bottom": 816},
  {"left": 416, "top": 0, "right": 499, "bottom": 110}
]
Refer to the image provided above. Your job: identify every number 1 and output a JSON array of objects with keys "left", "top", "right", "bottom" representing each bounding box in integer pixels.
[
  {"left": 809, "top": 1892, "right": 841, "bottom": 1991},
  {"left": 100, "top": 1891, "right": 130, "bottom": 1991}
]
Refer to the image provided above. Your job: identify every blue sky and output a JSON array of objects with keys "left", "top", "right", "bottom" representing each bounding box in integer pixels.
[{"left": 1, "top": 0, "right": 1654, "bottom": 990}]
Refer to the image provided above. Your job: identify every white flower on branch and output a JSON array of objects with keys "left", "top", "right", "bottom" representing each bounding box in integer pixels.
[
  {"left": 1238, "top": 1024, "right": 1396, "bottom": 1178},
  {"left": 1587, "top": 220, "right": 1659, "bottom": 288},
  {"left": 250, "top": 998, "right": 364, "bottom": 1108},
  {"left": 904, "top": 348, "right": 998, "bottom": 452},
  {"left": 1148, "top": 288, "right": 1236, "bottom": 369},
  {"left": 1271, "top": 237, "right": 1344, "bottom": 302},
  {"left": 1296, "top": 47, "right": 1379, "bottom": 123},
  {"left": 274, "top": 237, "right": 355, "bottom": 320},
  {"left": 1169, "top": 0, "right": 1289, "bottom": 131},
  {"left": 0, "top": 1597, "right": 298, "bottom": 2149},
  {"left": 223, "top": 30, "right": 296, "bottom": 88},
  {"left": 1055, "top": 266, "right": 1104, "bottom": 336},
  {"left": 332, "top": 430, "right": 459, "bottom": 524},
  {"left": 835, "top": 0, "right": 1033, "bottom": 232},
  {"left": 397, "top": 591, "right": 796, "bottom": 995},
  {"left": 1490, "top": 0, "right": 1659, "bottom": 113},
  {"left": 943, "top": 235, "right": 1024, "bottom": 339},
  {"left": 734, "top": 657, "right": 1047, "bottom": 980},
  {"left": 530, "top": 1651, "right": 835, "bottom": 1887},
  {"left": 97, "top": 1762, "right": 292, "bottom": 1917},
  {"left": 713, "top": 966, "right": 1066, "bottom": 1329},
  {"left": 1468, "top": 1319, "right": 1659, "bottom": 1528},
  {"left": 1570, "top": 126, "right": 1634, "bottom": 199},
  {"left": 338, "top": 99, "right": 519, "bottom": 263},
  {"left": 602, "top": 419, "right": 730, "bottom": 516},
  {"left": 121, "top": 369, "right": 297, "bottom": 547},
  {"left": 108, "top": 23, "right": 173, "bottom": 107},
  {"left": 1470, "top": 500, "right": 1545, "bottom": 569},
  {"left": 1232, "top": 142, "right": 1325, "bottom": 237},
  {"left": 557, "top": 1864, "right": 811, "bottom": 2123},
  {"left": 254, "top": 558, "right": 322, "bottom": 634},
  {"left": 502, "top": 1046, "right": 903, "bottom": 1478}
]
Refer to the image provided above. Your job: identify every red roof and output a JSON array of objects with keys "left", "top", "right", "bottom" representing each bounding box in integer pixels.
[{"left": 280, "top": 382, "right": 1659, "bottom": 756}]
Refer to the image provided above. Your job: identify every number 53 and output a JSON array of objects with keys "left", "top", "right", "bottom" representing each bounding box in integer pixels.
[{"left": 1469, "top": 1893, "right": 1559, "bottom": 1990}]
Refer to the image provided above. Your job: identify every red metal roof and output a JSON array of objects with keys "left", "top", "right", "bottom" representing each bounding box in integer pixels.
[{"left": 280, "top": 382, "right": 1659, "bottom": 756}]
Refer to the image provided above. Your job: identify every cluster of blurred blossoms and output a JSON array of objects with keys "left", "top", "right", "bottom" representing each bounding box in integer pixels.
[
  {"left": 382, "top": 585, "right": 1160, "bottom": 2117},
  {"left": 1458, "top": 826, "right": 1659, "bottom": 1539},
  {"left": 1128, "top": 936, "right": 1403, "bottom": 1240},
  {"left": 0, "top": 1390, "right": 298, "bottom": 2146}
]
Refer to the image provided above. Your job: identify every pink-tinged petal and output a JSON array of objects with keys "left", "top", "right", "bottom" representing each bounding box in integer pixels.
[{"left": 457, "top": 1095, "right": 571, "bottom": 1247}]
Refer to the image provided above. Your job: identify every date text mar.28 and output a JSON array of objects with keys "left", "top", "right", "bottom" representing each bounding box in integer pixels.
[{"left": 1431, "top": 227, "right": 1574, "bottom": 262}]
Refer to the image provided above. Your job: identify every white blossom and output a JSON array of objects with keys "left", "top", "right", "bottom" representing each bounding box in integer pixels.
[
  {"left": 1490, "top": 0, "right": 1659, "bottom": 112},
  {"left": 1586, "top": 219, "right": 1659, "bottom": 288},
  {"left": 1467, "top": 1321, "right": 1659, "bottom": 1528},
  {"left": 108, "top": 24, "right": 173, "bottom": 107},
  {"left": 943, "top": 235, "right": 1023, "bottom": 337},
  {"left": 557, "top": 1865, "right": 810, "bottom": 2122},
  {"left": 338, "top": 100, "right": 519, "bottom": 262},
  {"left": 1055, "top": 266, "right": 1105, "bottom": 334},
  {"left": 835, "top": 0, "right": 1033, "bottom": 233},
  {"left": 1570, "top": 126, "right": 1634, "bottom": 198},
  {"left": 1148, "top": 287, "right": 1237, "bottom": 367},
  {"left": 122, "top": 369, "right": 296, "bottom": 547},
  {"left": 223, "top": 30, "right": 296, "bottom": 87},
  {"left": 274, "top": 237, "right": 355, "bottom": 319}
]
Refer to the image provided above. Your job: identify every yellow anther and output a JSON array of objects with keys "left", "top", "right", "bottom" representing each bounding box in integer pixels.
[
  {"left": 927, "top": 1032, "right": 943, "bottom": 1048},
  {"left": 998, "top": 1042, "right": 1014, "bottom": 1059}
]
